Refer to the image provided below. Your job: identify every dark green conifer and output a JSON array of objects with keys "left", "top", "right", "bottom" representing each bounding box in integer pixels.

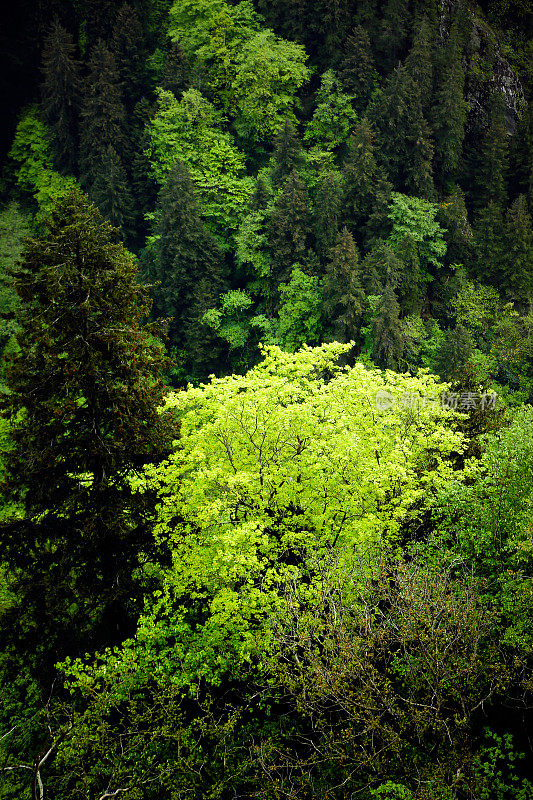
[
  {"left": 88, "top": 144, "right": 135, "bottom": 241},
  {"left": 272, "top": 119, "right": 304, "bottom": 187},
  {"left": 79, "top": 40, "right": 126, "bottom": 191},
  {"left": 404, "top": 17, "right": 434, "bottom": 112},
  {"left": 322, "top": 227, "right": 365, "bottom": 342},
  {"left": 151, "top": 160, "right": 225, "bottom": 367},
  {"left": 475, "top": 92, "right": 509, "bottom": 211},
  {"left": 504, "top": 194, "right": 533, "bottom": 308},
  {"left": 473, "top": 201, "right": 506, "bottom": 285},
  {"left": 339, "top": 26, "right": 377, "bottom": 112},
  {"left": 369, "top": 65, "right": 435, "bottom": 198},
  {"left": 111, "top": 4, "right": 147, "bottom": 112},
  {"left": 0, "top": 189, "right": 172, "bottom": 674},
  {"left": 161, "top": 37, "right": 189, "bottom": 97},
  {"left": 268, "top": 170, "right": 314, "bottom": 291},
  {"left": 377, "top": 0, "right": 410, "bottom": 73},
  {"left": 314, "top": 170, "right": 343, "bottom": 261},
  {"left": 40, "top": 18, "right": 81, "bottom": 174},
  {"left": 371, "top": 283, "right": 405, "bottom": 370},
  {"left": 342, "top": 119, "right": 384, "bottom": 242}
]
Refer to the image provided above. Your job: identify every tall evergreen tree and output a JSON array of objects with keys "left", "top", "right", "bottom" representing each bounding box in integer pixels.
[
  {"left": 404, "top": 17, "right": 434, "bottom": 111},
  {"left": 161, "top": 37, "right": 189, "bottom": 97},
  {"left": 377, "top": 0, "right": 410, "bottom": 73},
  {"left": 272, "top": 118, "right": 304, "bottom": 187},
  {"left": 473, "top": 201, "right": 506, "bottom": 285},
  {"left": 369, "top": 65, "right": 435, "bottom": 198},
  {"left": 40, "top": 18, "right": 81, "bottom": 174},
  {"left": 150, "top": 159, "right": 225, "bottom": 368},
  {"left": 268, "top": 170, "right": 314, "bottom": 293},
  {"left": 508, "top": 101, "right": 532, "bottom": 207},
  {"left": 80, "top": 0, "right": 119, "bottom": 49},
  {"left": 475, "top": 92, "right": 509, "bottom": 211},
  {"left": 79, "top": 40, "right": 126, "bottom": 191},
  {"left": 314, "top": 169, "right": 343, "bottom": 261},
  {"left": 431, "top": 11, "right": 468, "bottom": 192},
  {"left": 88, "top": 144, "right": 135, "bottom": 241},
  {"left": 0, "top": 189, "right": 172, "bottom": 676},
  {"left": 342, "top": 119, "right": 385, "bottom": 242},
  {"left": 504, "top": 194, "right": 533, "bottom": 309},
  {"left": 339, "top": 25, "right": 376, "bottom": 113},
  {"left": 111, "top": 4, "right": 147, "bottom": 112},
  {"left": 322, "top": 227, "right": 365, "bottom": 342},
  {"left": 371, "top": 282, "right": 405, "bottom": 370}
]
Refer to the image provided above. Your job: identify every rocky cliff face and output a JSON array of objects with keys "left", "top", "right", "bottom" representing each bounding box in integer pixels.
[{"left": 439, "top": 0, "right": 525, "bottom": 134}]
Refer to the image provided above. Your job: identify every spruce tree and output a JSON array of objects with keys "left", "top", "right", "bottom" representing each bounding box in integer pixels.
[
  {"left": 268, "top": 170, "right": 314, "bottom": 292},
  {"left": 473, "top": 201, "right": 506, "bottom": 286},
  {"left": 151, "top": 159, "right": 225, "bottom": 369},
  {"left": 504, "top": 194, "right": 533, "bottom": 309},
  {"left": 369, "top": 65, "right": 435, "bottom": 198},
  {"left": 0, "top": 190, "right": 172, "bottom": 674},
  {"left": 88, "top": 144, "right": 135, "bottom": 241},
  {"left": 314, "top": 169, "right": 343, "bottom": 262},
  {"left": 404, "top": 17, "right": 434, "bottom": 111},
  {"left": 322, "top": 227, "right": 365, "bottom": 342},
  {"left": 162, "top": 37, "right": 189, "bottom": 97},
  {"left": 342, "top": 118, "right": 385, "bottom": 242},
  {"left": 111, "top": 3, "right": 147, "bottom": 112},
  {"left": 377, "top": 0, "right": 410, "bottom": 73},
  {"left": 40, "top": 18, "right": 81, "bottom": 174},
  {"left": 79, "top": 40, "right": 127, "bottom": 190},
  {"left": 272, "top": 119, "right": 304, "bottom": 187},
  {"left": 363, "top": 241, "right": 403, "bottom": 294},
  {"left": 431, "top": 12, "right": 468, "bottom": 192},
  {"left": 475, "top": 92, "right": 509, "bottom": 211},
  {"left": 339, "top": 25, "right": 376, "bottom": 113},
  {"left": 371, "top": 282, "right": 405, "bottom": 370}
]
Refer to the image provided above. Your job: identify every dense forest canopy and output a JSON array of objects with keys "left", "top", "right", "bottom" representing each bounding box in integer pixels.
[{"left": 0, "top": 0, "right": 532, "bottom": 797}]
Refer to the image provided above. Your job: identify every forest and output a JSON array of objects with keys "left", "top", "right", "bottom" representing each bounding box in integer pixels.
[{"left": 0, "top": 0, "right": 532, "bottom": 797}]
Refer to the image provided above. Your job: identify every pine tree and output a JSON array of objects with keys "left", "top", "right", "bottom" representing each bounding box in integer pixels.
[
  {"left": 40, "top": 18, "right": 81, "bottom": 174},
  {"left": 322, "top": 227, "right": 365, "bottom": 342},
  {"left": 476, "top": 92, "right": 509, "bottom": 211},
  {"left": 111, "top": 4, "right": 147, "bottom": 112},
  {"left": 371, "top": 282, "right": 405, "bottom": 370},
  {"left": 272, "top": 119, "right": 304, "bottom": 187},
  {"left": 504, "top": 194, "right": 533, "bottom": 309},
  {"left": 268, "top": 170, "right": 314, "bottom": 292},
  {"left": 0, "top": 189, "right": 172, "bottom": 673},
  {"left": 339, "top": 25, "right": 376, "bottom": 113},
  {"left": 79, "top": 40, "right": 127, "bottom": 191},
  {"left": 314, "top": 169, "right": 343, "bottom": 261},
  {"left": 369, "top": 65, "right": 435, "bottom": 198},
  {"left": 151, "top": 159, "right": 225, "bottom": 366}
]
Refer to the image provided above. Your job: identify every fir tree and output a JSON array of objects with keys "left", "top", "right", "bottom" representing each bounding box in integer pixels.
[
  {"left": 88, "top": 144, "right": 135, "bottom": 241},
  {"left": 79, "top": 40, "right": 126, "bottom": 192},
  {"left": 161, "top": 37, "right": 189, "bottom": 97},
  {"left": 40, "top": 18, "right": 81, "bottom": 174},
  {"left": 342, "top": 118, "right": 384, "bottom": 242},
  {"left": 431, "top": 12, "right": 468, "bottom": 192},
  {"left": 508, "top": 101, "right": 532, "bottom": 207},
  {"left": 476, "top": 92, "right": 509, "bottom": 211},
  {"left": 150, "top": 159, "right": 225, "bottom": 365},
  {"left": 339, "top": 25, "right": 376, "bottom": 113},
  {"left": 504, "top": 194, "right": 533, "bottom": 309},
  {"left": 0, "top": 189, "right": 172, "bottom": 674},
  {"left": 377, "top": 0, "right": 410, "bottom": 73},
  {"left": 268, "top": 170, "right": 314, "bottom": 292},
  {"left": 369, "top": 65, "right": 435, "bottom": 198},
  {"left": 371, "top": 282, "right": 405, "bottom": 370},
  {"left": 272, "top": 118, "right": 304, "bottom": 187},
  {"left": 111, "top": 4, "right": 147, "bottom": 112},
  {"left": 314, "top": 169, "right": 343, "bottom": 261},
  {"left": 363, "top": 241, "right": 403, "bottom": 294},
  {"left": 322, "top": 227, "right": 365, "bottom": 342},
  {"left": 474, "top": 201, "right": 506, "bottom": 286},
  {"left": 404, "top": 17, "right": 434, "bottom": 112}
]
